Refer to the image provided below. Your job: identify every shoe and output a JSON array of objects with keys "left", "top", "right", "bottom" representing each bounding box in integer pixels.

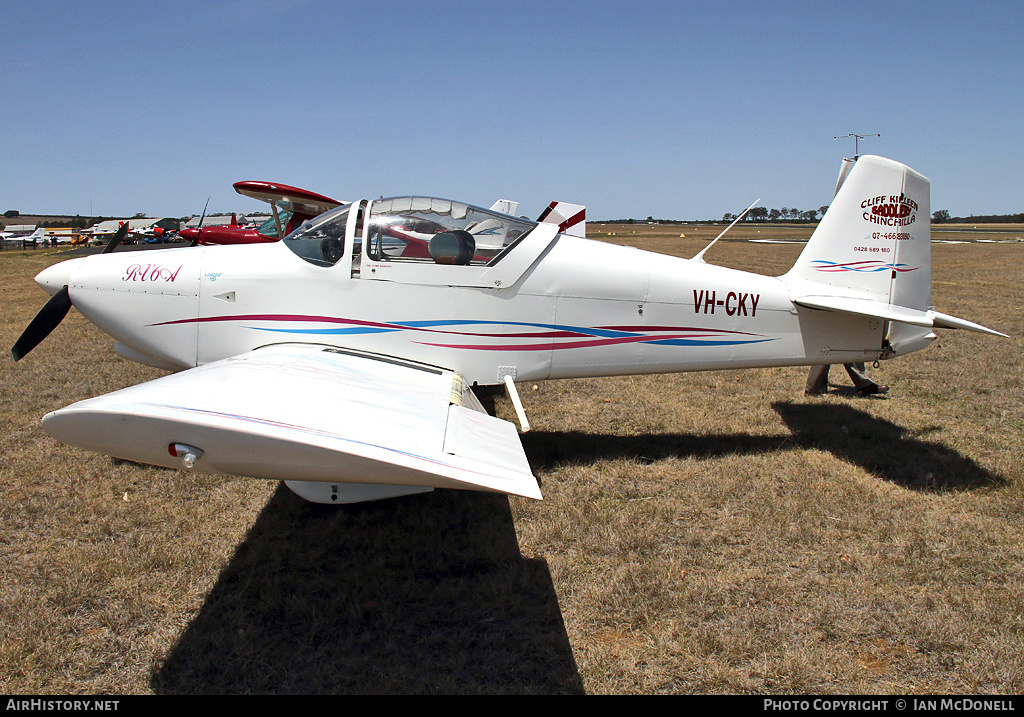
[{"left": 857, "top": 384, "right": 889, "bottom": 397}]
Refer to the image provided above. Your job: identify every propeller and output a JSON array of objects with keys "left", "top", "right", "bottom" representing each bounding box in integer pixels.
[
  {"left": 190, "top": 197, "right": 210, "bottom": 247},
  {"left": 11, "top": 285, "right": 72, "bottom": 361},
  {"left": 101, "top": 221, "right": 130, "bottom": 254}
]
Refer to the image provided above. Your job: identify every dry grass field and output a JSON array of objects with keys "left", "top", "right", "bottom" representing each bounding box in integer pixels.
[{"left": 1, "top": 224, "right": 1022, "bottom": 694}]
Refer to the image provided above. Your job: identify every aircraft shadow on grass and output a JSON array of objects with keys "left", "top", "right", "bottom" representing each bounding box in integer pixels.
[
  {"left": 152, "top": 486, "right": 584, "bottom": 695},
  {"left": 151, "top": 402, "right": 998, "bottom": 693},
  {"left": 522, "top": 401, "right": 1004, "bottom": 492}
]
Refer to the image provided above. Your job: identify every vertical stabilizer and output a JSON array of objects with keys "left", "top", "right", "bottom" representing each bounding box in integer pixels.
[
  {"left": 785, "top": 155, "right": 931, "bottom": 313},
  {"left": 786, "top": 156, "right": 1005, "bottom": 350},
  {"left": 537, "top": 201, "right": 586, "bottom": 237},
  {"left": 489, "top": 199, "right": 520, "bottom": 216}
]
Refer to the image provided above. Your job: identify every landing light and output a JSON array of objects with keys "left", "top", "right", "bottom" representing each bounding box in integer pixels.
[{"left": 168, "top": 443, "right": 204, "bottom": 469}]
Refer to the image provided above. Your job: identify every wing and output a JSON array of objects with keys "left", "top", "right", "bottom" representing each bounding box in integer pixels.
[{"left": 41, "top": 343, "right": 541, "bottom": 502}]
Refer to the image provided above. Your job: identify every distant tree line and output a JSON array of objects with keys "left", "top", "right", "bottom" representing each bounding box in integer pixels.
[
  {"left": 723, "top": 206, "right": 830, "bottom": 223},
  {"left": 1, "top": 213, "right": 120, "bottom": 229},
  {"left": 613, "top": 207, "right": 1022, "bottom": 225},
  {"left": 39, "top": 216, "right": 92, "bottom": 228},
  {"left": 932, "top": 210, "right": 1024, "bottom": 224}
]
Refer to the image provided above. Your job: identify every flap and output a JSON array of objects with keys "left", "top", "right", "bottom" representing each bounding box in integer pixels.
[{"left": 42, "top": 343, "right": 541, "bottom": 499}]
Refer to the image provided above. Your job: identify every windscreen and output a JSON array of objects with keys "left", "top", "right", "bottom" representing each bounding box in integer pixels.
[
  {"left": 256, "top": 211, "right": 292, "bottom": 239},
  {"left": 282, "top": 204, "right": 351, "bottom": 266}
]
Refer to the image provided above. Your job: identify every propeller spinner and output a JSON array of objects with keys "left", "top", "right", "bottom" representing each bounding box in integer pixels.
[{"left": 10, "top": 223, "right": 129, "bottom": 361}]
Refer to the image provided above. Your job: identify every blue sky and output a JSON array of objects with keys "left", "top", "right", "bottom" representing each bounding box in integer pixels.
[{"left": 2, "top": 0, "right": 1021, "bottom": 221}]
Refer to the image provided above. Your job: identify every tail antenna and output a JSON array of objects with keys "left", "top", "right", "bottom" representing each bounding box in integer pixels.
[{"left": 833, "top": 133, "right": 879, "bottom": 161}]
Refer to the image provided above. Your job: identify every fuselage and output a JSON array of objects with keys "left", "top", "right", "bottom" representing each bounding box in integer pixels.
[{"left": 38, "top": 199, "right": 886, "bottom": 387}]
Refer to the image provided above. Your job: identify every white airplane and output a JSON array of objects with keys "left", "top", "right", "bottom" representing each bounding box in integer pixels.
[
  {"left": 11, "top": 156, "right": 1006, "bottom": 505},
  {"left": 81, "top": 220, "right": 130, "bottom": 245},
  {"left": 2, "top": 227, "right": 47, "bottom": 247}
]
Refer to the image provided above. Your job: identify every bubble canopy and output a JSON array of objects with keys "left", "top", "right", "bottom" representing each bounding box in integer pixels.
[{"left": 283, "top": 197, "right": 537, "bottom": 267}]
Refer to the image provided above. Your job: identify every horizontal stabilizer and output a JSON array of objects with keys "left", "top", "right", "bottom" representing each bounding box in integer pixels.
[
  {"left": 793, "top": 294, "right": 1007, "bottom": 337},
  {"left": 931, "top": 310, "right": 1009, "bottom": 337}
]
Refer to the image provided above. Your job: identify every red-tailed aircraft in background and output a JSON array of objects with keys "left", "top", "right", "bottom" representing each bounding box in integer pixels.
[
  {"left": 179, "top": 181, "right": 586, "bottom": 256},
  {"left": 179, "top": 181, "right": 345, "bottom": 246}
]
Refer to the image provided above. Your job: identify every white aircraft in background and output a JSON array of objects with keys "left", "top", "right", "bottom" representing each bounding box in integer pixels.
[
  {"left": 81, "top": 221, "right": 130, "bottom": 245},
  {"left": 2, "top": 227, "right": 47, "bottom": 247},
  {"left": 11, "top": 156, "right": 1005, "bottom": 505}
]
